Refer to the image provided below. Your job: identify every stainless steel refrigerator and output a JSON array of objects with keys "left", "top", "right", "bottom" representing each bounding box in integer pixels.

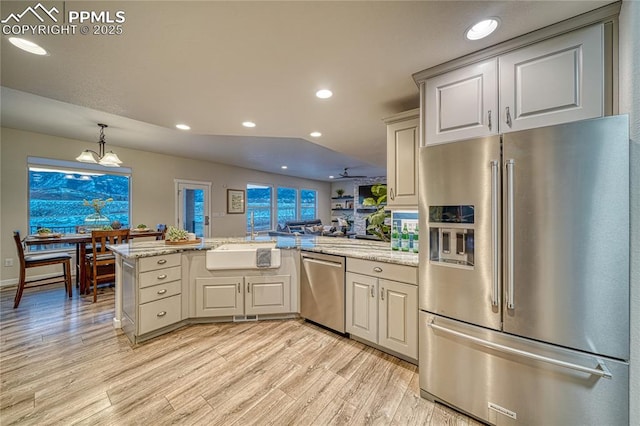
[{"left": 418, "top": 115, "right": 630, "bottom": 425}]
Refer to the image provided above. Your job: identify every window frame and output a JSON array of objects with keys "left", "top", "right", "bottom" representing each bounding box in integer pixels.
[
  {"left": 246, "top": 182, "right": 274, "bottom": 233},
  {"left": 27, "top": 157, "right": 132, "bottom": 249}
]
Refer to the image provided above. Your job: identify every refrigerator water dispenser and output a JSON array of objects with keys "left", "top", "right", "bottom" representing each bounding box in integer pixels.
[{"left": 428, "top": 205, "right": 474, "bottom": 268}]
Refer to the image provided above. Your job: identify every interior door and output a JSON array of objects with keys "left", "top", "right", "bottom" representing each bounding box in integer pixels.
[
  {"left": 176, "top": 180, "right": 211, "bottom": 237},
  {"left": 419, "top": 136, "right": 502, "bottom": 331},
  {"left": 502, "top": 116, "right": 629, "bottom": 360}
]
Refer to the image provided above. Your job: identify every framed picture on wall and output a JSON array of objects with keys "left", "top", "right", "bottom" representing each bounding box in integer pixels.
[{"left": 227, "top": 189, "right": 245, "bottom": 214}]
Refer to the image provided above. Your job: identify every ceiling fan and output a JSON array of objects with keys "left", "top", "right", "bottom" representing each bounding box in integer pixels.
[{"left": 337, "top": 167, "right": 367, "bottom": 179}]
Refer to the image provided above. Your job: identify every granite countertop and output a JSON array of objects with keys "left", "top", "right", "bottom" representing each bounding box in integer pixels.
[{"left": 108, "top": 235, "right": 419, "bottom": 267}]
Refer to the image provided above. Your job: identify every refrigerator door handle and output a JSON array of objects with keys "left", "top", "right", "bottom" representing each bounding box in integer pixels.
[
  {"left": 491, "top": 160, "right": 499, "bottom": 307},
  {"left": 505, "top": 159, "right": 515, "bottom": 310},
  {"left": 429, "top": 319, "right": 613, "bottom": 379}
]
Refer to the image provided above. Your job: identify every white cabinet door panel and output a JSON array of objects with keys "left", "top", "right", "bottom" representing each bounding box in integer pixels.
[
  {"left": 346, "top": 272, "right": 378, "bottom": 343},
  {"left": 195, "top": 276, "right": 243, "bottom": 317},
  {"left": 378, "top": 279, "right": 418, "bottom": 359},
  {"left": 500, "top": 24, "right": 603, "bottom": 132},
  {"left": 426, "top": 58, "right": 498, "bottom": 145},
  {"left": 245, "top": 275, "right": 291, "bottom": 315},
  {"left": 386, "top": 114, "right": 419, "bottom": 207}
]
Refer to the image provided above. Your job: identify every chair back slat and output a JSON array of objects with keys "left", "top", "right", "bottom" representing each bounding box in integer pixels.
[{"left": 90, "top": 229, "right": 130, "bottom": 254}]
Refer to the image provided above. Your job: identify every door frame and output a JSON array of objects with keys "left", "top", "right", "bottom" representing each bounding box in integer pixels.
[{"left": 174, "top": 179, "right": 212, "bottom": 238}]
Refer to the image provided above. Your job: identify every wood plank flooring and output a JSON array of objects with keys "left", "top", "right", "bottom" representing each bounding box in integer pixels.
[{"left": 0, "top": 284, "right": 482, "bottom": 425}]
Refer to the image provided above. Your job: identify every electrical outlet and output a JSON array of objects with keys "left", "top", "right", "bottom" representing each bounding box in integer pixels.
[{"left": 4, "top": 258, "right": 14, "bottom": 267}]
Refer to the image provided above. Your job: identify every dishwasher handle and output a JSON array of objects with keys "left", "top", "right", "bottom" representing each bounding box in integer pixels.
[{"left": 302, "top": 257, "right": 344, "bottom": 269}]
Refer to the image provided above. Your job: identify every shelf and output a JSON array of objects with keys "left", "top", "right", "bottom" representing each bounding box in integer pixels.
[
  {"left": 331, "top": 196, "right": 354, "bottom": 200},
  {"left": 331, "top": 208, "right": 353, "bottom": 212}
]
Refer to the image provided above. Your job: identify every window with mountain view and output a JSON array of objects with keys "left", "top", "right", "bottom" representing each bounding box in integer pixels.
[
  {"left": 28, "top": 159, "right": 131, "bottom": 238},
  {"left": 246, "top": 184, "right": 318, "bottom": 233},
  {"left": 277, "top": 187, "right": 297, "bottom": 224},
  {"left": 300, "top": 189, "right": 317, "bottom": 220},
  {"left": 246, "top": 183, "right": 273, "bottom": 232}
]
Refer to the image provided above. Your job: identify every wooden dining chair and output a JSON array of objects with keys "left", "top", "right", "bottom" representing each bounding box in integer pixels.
[
  {"left": 12, "top": 231, "right": 72, "bottom": 309},
  {"left": 84, "top": 229, "right": 130, "bottom": 303}
]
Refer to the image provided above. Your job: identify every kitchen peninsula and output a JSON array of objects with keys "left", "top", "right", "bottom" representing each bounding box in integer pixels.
[{"left": 108, "top": 236, "right": 419, "bottom": 359}]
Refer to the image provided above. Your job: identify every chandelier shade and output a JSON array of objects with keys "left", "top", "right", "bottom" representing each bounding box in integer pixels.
[{"left": 76, "top": 123, "right": 122, "bottom": 167}]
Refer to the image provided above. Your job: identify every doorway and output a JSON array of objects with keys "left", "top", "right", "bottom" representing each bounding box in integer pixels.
[{"left": 175, "top": 180, "right": 211, "bottom": 238}]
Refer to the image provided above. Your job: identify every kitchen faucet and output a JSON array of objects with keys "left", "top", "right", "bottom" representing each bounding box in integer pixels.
[{"left": 250, "top": 211, "right": 255, "bottom": 240}]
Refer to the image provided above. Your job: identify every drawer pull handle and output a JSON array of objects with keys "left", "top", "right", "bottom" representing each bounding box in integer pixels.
[
  {"left": 157, "top": 259, "right": 167, "bottom": 265},
  {"left": 157, "top": 274, "right": 168, "bottom": 280},
  {"left": 157, "top": 289, "right": 167, "bottom": 295},
  {"left": 373, "top": 267, "right": 383, "bottom": 273},
  {"left": 157, "top": 311, "right": 167, "bottom": 317}
]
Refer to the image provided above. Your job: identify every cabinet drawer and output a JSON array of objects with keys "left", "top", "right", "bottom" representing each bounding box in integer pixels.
[
  {"left": 139, "top": 280, "right": 182, "bottom": 304},
  {"left": 139, "top": 266, "right": 181, "bottom": 289},
  {"left": 139, "top": 294, "right": 182, "bottom": 335},
  {"left": 347, "top": 258, "right": 417, "bottom": 285},
  {"left": 138, "top": 253, "right": 181, "bottom": 273}
]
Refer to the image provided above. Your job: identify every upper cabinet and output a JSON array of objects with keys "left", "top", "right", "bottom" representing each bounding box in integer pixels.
[
  {"left": 499, "top": 24, "right": 603, "bottom": 132},
  {"left": 384, "top": 109, "right": 419, "bottom": 208},
  {"left": 425, "top": 58, "right": 498, "bottom": 145},
  {"left": 420, "top": 23, "right": 609, "bottom": 145}
]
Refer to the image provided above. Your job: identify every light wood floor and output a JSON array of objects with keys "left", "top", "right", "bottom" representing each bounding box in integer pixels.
[{"left": 0, "top": 284, "right": 482, "bottom": 425}]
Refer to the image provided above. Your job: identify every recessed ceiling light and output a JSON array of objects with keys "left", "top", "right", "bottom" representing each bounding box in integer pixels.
[
  {"left": 310, "top": 131, "right": 322, "bottom": 138},
  {"left": 465, "top": 18, "right": 499, "bottom": 40},
  {"left": 176, "top": 124, "right": 191, "bottom": 130},
  {"left": 315, "top": 89, "right": 333, "bottom": 99},
  {"left": 8, "top": 37, "right": 47, "bottom": 55},
  {"left": 242, "top": 121, "right": 256, "bottom": 128},
  {"left": 329, "top": 175, "right": 335, "bottom": 179},
  {"left": 281, "top": 165, "right": 288, "bottom": 169}
]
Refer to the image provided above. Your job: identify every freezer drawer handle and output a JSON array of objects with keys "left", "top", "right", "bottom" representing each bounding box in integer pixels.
[{"left": 429, "top": 320, "right": 612, "bottom": 379}]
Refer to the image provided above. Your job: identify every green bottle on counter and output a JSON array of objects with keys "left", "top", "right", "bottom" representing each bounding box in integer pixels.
[
  {"left": 412, "top": 224, "right": 419, "bottom": 253},
  {"left": 391, "top": 226, "right": 399, "bottom": 251},
  {"left": 401, "top": 224, "right": 410, "bottom": 252}
]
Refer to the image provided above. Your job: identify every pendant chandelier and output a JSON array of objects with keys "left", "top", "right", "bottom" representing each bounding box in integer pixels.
[{"left": 76, "top": 123, "right": 122, "bottom": 167}]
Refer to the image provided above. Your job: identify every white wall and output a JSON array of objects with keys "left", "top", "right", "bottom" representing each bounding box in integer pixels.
[
  {"left": 0, "top": 127, "right": 331, "bottom": 283},
  {"left": 619, "top": 1, "right": 639, "bottom": 423}
]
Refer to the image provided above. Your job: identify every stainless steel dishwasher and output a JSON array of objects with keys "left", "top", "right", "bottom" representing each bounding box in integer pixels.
[{"left": 300, "top": 252, "right": 346, "bottom": 333}]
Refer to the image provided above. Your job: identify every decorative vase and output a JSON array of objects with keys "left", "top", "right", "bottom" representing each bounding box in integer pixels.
[{"left": 84, "top": 213, "right": 110, "bottom": 230}]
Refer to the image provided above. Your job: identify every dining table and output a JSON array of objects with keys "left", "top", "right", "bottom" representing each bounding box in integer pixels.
[{"left": 23, "top": 229, "right": 164, "bottom": 294}]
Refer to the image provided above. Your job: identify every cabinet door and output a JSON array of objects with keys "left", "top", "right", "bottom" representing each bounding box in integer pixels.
[
  {"left": 245, "top": 275, "right": 291, "bottom": 315},
  {"left": 499, "top": 24, "right": 603, "bottom": 132},
  {"left": 387, "top": 116, "right": 419, "bottom": 207},
  {"left": 346, "top": 272, "right": 378, "bottom": 343},
  {"left": 378, "top": 279, "right": 418, "bottom": 359},
  {"left": 195, "top": 276, "right": 243, "bottom": 317},
  {"left": 425, "top": 58, "right": 498, "bottom": 145}
]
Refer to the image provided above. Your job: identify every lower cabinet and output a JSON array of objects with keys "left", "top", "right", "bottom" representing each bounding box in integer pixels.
[
  {"left": 122, "top": 252, "right": 183, "bottom": 343},
  {"left": 346, "top": 259, "right": 418, "bottom": 361},
  {"left": 195, "top": 275, "right": 291, "bottom": 317}
]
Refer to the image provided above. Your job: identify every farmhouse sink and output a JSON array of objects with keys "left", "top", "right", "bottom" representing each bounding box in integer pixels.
[{"left": 206, "top": 242, "right": 281, "bottom": 270}]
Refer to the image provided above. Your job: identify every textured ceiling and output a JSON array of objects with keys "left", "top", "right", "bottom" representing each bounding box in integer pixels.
[{"left": 0, "top": 1, "right": 613, "bottom": 181}]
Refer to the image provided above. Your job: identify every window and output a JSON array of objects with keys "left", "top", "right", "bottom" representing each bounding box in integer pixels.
[
  {"left": 246, "top": 183, "right": 272, "bottom": 232},
  {"left": 277, "top": 187, "right": 297, "bottom": 224},
  {"left": 28, "top": 157, "right": 131, "bottom": 238},
  {"left": 300, "top": 189, "right": 317, "bottom": 220},
  {"left": 246, "top": 184, "right": 319, "bottom": 233}
]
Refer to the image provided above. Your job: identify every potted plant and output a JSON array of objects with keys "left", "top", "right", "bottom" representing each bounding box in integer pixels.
[
  {"left": 335, "top": 188, "right": 345, "bottom": 198},
  {"left": 362, "top": 184, "right": 390, "bottom": 241}
]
